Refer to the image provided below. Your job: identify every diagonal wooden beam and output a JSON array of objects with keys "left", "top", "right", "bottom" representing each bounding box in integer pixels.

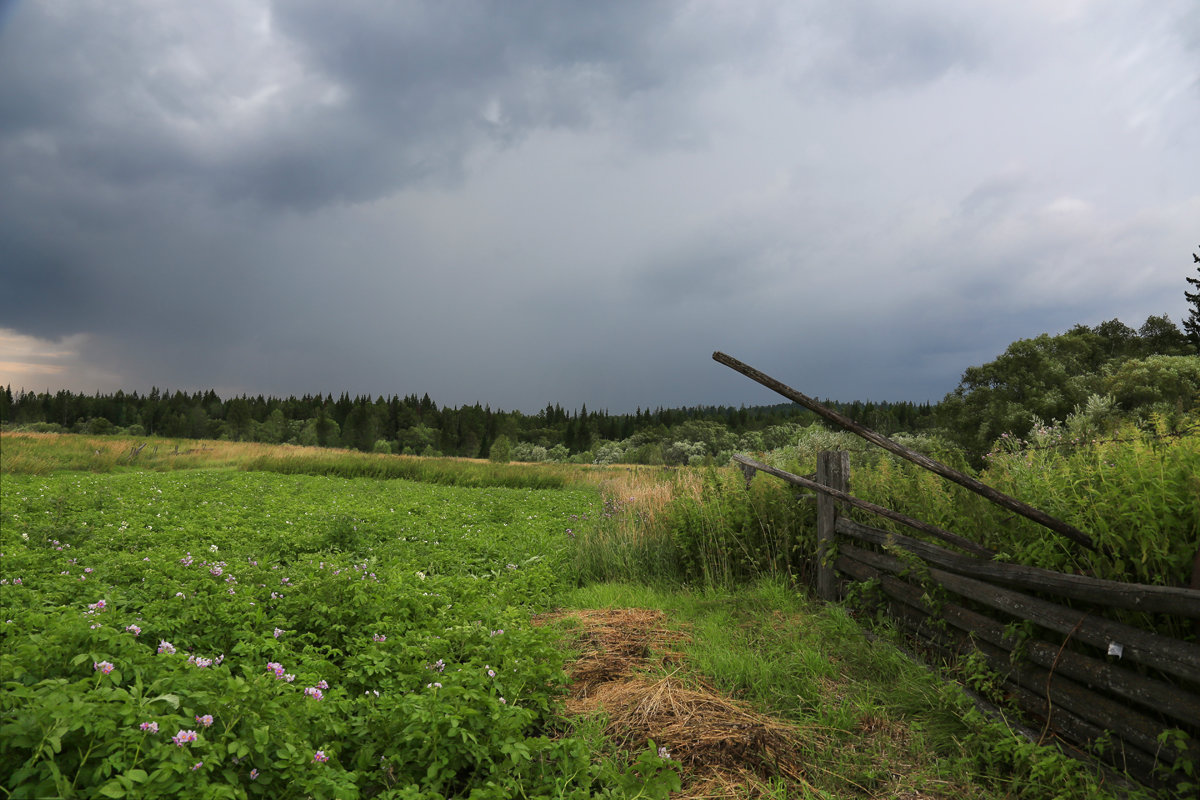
[
  {"left": 714, "top": 351, "right": 1098, "bottom": 551},
  {"left": 734, "top": 454, "right": 995, "bottom": 558}
]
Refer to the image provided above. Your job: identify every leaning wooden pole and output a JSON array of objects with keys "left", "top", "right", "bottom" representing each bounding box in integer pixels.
[{"left": 713, "top": 351, "right": 1099, "bottom": 552}]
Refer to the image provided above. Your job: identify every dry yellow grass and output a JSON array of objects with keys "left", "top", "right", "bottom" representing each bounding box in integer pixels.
[
  {"left": 0, "top": 430, "right": 347, "bottom": 473},
  {"left": 539, "top": 608, "right": 827, "bottom": 799},
  {"left": 586, "top": 467, "right": 705, "bottom": 528},
  {"left": 563, "top": 466, "right": 718, "bottom": 583}
]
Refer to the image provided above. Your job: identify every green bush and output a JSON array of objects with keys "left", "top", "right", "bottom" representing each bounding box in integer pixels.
[
  {"left": 488, "top": 435, "right": 512, "bottom": 463},
  {"left": 1103, "top": 355, "right": 1200, "bottom": 411}
]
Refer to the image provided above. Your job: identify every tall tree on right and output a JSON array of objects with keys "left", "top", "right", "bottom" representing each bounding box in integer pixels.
[{"left": 1185, "top": 246, "right": 1200, "bottom": 352}]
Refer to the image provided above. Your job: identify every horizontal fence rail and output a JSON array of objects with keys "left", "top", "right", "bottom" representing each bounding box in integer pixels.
[
  {"left": 836, "top": 517, "right": 1200, "bottom": 618},
  {"left": 832, "top": 547, "right": 1200, "bottom": 729}
]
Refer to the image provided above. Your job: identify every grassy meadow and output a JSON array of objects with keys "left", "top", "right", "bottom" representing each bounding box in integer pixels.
[{"left": 2, "top": 429, "right": 1192, "bottom": 798}]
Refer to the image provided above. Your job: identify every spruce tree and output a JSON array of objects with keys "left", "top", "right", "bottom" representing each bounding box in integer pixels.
[{"left": 1185, "top": 246, "right": 1200, "bottom": 352}]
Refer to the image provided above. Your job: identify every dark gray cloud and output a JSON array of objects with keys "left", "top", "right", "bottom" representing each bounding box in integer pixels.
[
  {"left": 792, "top": 0, "right": 990, "bottom": 93},
  {"left": 1, "top": 1, "right": 756, "bottom": 210},
  {"left": 1, "top": 0, "right": 1198, "bottom": 412}
]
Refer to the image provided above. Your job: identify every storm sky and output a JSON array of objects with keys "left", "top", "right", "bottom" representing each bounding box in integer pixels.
[{"left": 1, "top": 0, "right": 1197, "bottom": 413}]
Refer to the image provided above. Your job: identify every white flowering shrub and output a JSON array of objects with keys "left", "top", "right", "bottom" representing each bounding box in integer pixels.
[
  {"left": 591, "top": 441, "right": 625, "bottom": 465},
  {"left": 664, "top": 441, "right": 707, "bottom": 466},
  {"left": 509, "top": 442, "right": 547, "bottom": 462}
]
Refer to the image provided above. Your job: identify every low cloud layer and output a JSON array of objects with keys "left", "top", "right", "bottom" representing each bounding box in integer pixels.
[{"left": 1, "top": 0, "right": 1197, "bottom": 412}]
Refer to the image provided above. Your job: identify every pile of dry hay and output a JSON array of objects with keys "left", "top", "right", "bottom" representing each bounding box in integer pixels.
[{"left": 537, "top": 608, "right": 825, "bottom": 798}]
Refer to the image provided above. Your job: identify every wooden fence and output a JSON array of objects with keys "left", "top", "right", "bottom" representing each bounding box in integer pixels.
[{"left": 715, "top": 352, "right": 1200, "bottom": 792}]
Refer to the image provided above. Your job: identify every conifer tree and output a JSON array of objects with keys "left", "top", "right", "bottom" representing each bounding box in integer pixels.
[{"left": 1185, "top": 246, "right": 1200, "bottom": 352}]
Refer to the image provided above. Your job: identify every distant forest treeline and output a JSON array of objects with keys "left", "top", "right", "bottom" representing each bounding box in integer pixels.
[
  {"left": 3, "top": 314, "right": 1197, "bottom": 466},
  {"left": 0, "top": 382, "right": 933, "bottom": 462}
]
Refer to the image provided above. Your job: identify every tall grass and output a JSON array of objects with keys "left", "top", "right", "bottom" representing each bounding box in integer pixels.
[
  {"left": 569, "top": 466, "right": 815, "bottom": 587},
  {"left": 567, "top": 468, "right": 699, "bottom": 585},
  {"left": 847, "top": 420, "right": 1200, "bottom": 590},
  {"left": 572, "top": 421, "right": 1200, "bottom": 603},
  {"left": 663, "top": 469, "right": 817, "bottom": 587}
]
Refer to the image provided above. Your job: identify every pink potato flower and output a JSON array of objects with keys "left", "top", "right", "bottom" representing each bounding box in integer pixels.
[{"left": 172, "top": 730, "right": 198, "bottom": 746}]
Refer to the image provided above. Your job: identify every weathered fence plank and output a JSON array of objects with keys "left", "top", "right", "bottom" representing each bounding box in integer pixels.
[
  {"left": 834, "top": 549, "right": 1200, "bottom": 728},
  {"left": 879, "top": 596, "right": 1174, "bottom": 785},
  {"left": 837, "top": 517, "right": 1200, "bottom": 618},
  {"left": 839, "top": 543, "right": 1200, "bottom": 684},
  {"left": 837, "top": 555, "right": 1200, "bottom": 784},
  {"left": 993, "top": 677, "right": 1169, "bottom": 786}
]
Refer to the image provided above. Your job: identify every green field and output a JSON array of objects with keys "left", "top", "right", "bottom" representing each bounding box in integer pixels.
[
  {"left": 2, "top": 433, "right": 1170, "bottom": 799},
  {"left": 1, "top": 464, "right": 614, "bottom": 799}
]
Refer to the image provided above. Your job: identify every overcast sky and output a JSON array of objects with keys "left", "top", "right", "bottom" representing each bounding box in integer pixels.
[{"left": 1, "top": 1, "right": 1197, "bottom": 414}]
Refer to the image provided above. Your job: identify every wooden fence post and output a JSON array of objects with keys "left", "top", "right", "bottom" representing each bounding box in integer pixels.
[
  {"left": 816, "top": 450, "right": 849, "bottom": 601},
  {"left": 738, "top": 460, "right": 757, "bottom": 490}
]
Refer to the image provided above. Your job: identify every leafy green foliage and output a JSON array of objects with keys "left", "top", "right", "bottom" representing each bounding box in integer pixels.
[
  {"left": 0, "top": 470, "right": 671, "bottom": 798},
  {"left": 938, "top": 316, "right": 1197, "bottom": 459},
  {"left": 1102, "top": 355, "right": 1200, "bottom": 411},
  {"left": 976, "top": 418, "right": 1200, "bottom": 592}
]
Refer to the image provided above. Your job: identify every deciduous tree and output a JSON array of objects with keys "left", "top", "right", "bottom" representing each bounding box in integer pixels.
[
  {"left": 488, "top": 434, "right": 513, "bottom": 463},
  {"left": 1136, "top": 314, "right": 1191, "bottom": 356}
]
